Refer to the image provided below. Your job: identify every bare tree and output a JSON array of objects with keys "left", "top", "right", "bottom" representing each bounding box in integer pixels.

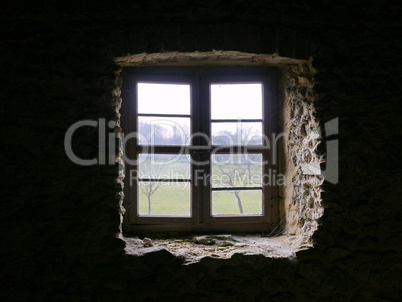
[
  {"left": 139, "top": 119, "right": 190, "bottom": 146},
  {"left": 138, "top": 121, "right": 165, "bottom": 145},
  {"left": 216, "top": 164, "right": 245, "bottom": 214},
  {"left": 139, "top": 156, "right": 163, "bottom": 215},
  {"left": 170, "top": 120, "right": 190, "bottom": 145},
  {"left": 213, "top": 125, "right": 261, "bottom": 214},
  {"left": 140, "top": 181, "right": 161, "bottom": 215}
]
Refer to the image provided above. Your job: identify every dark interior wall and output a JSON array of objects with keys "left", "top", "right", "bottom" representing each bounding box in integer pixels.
[{"left": 1, "top": 1, "right": 401, "bottom": 301}]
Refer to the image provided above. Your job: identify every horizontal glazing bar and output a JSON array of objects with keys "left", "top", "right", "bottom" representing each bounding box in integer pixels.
[
  {"left": 136, "top": 146, "right": 267, "bottom": 153},
  {"left": 138, "top": 113, "right": 191, "bottom": 118},
  {"left": 137, "top": 146, "right": 189, "bottom": 153},
  {"left": 210, "top": 146, "right": 266, "bottom": 153},
  {"left": 139, "top": 178, "right": 191, "bottom": 182},
  {"left": 211, "top": 119, "right": 263, "bottom": 123},
  {"left": 211, "top": 187, "right": 262, "bottom": 191}
]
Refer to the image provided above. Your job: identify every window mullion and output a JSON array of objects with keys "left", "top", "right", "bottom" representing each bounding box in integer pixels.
[
  {"left": 201, "top": 76, "right": 212, "bottom": 225},
  {"left": 190, "top": 76, "right": 203, "bottom": 225}
]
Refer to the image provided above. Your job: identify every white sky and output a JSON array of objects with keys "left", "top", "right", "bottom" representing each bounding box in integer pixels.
[
  {"left": 210, "top": 84, "right": 262, "bottom": 119},
  {"left": 138, "top": 83, "right": 190, "bottom": 115},
  {"left": 138, "top": 83, "right": 262, "bottom": 119}
]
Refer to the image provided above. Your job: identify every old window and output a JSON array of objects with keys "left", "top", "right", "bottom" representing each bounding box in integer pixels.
[{"left": 121, "top": 66, "right": 280, "bottom": 233}]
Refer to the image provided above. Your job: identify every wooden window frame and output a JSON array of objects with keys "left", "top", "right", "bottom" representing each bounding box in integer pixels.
[{"left": 121, "top": 66, "right": 280, "bottom": 234}]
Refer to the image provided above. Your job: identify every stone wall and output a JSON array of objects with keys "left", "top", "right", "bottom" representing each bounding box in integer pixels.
[
  {"left": 1, "top": 1, "right": 401, "bottom": 301},
  {"left": 281, "top": 61, "right": 324, "bottom": 242},
  {"left": 116, "top": 51, "right": 323, "bottom": 251}
]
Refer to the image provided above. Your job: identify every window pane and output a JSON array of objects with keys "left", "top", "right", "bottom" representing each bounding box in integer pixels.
[
  {"left": 211, "top": 154, "right": 262, "bottom": 188},
  {"left": 211, "top": 122, "right": 263, "bottom": 145},
  {"left": 138, "top": 116, "right": 190, "bottom": 145},
  {"left": 211, "top": 83, "right": 262, "bottom": 119},
  {"left": 212, "top": 190, "right": 262, "bottom": 215},
  {"left": 139, "top": 154, "right": 191, "bottom": 180},
  {"left": 138, "top": 182, "right": 190, "bottom": 216},
  {"left": 138, "top": 83, "right": 190, "bottom": 115}
]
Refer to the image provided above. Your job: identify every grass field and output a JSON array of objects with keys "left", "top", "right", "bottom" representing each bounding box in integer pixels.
[
  {"left": 139, "top": 183, "right": 191, "bottom": 216},
  {"left": 138, "top": 184, "right": 262, "bottom": 216},
  {"left": 138, "top": 154, "right": 263, "bottom": 216}
]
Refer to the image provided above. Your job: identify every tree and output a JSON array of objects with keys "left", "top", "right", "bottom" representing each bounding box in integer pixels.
[
  {"left": 140, "top": 181, "right": 161, "bottom": 215},
  {"left": 138, "top": 119, "right": 190, "bottom": 146},
  {"left": 212, "top": 125, "right": 262, "bottom": 214},
  {"left": 138, "top": 120, "right": 165, "bottom": 145},
  {"left": 215, "top": 164, "right": 245, "bottom": 214},
  {"left": 213, "top": 154, "right": 260, "bottom": 214},
  {"left": 139, "top": 156, "right": 163, "bottom": 215}
]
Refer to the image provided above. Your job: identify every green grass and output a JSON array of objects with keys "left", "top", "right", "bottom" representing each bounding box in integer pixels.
[
  {"left": 139, "top": 183, "right": 191, "bottom": 215},
  {"left": 138, "top": 185, "right": 262, "bottom": 216},
  {"left": 212, "top": 190, "right": 262, "bottom": 215},
  {"left": 138, "top": 157, "right": 263, "bottom": 216}
]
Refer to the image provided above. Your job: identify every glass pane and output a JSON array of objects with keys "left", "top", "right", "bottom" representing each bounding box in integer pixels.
[
  {"left": 138, "top": 83, "right": 190, "bottom": 115},
  {"left": 138, "top": 182, "right": 190, "bottom": 216},
  {"left": 211, "top": 154, "right": 262, "bottom": 188},
  {"left": 212, "top": 190, "right": 262, "bottom": 215},
  {"left": 138, "top": 116, "right": 190, "bottom": 145},
  {"left": 139, "top": 154, "right": 191, "bottom": 180},
  {"left": 211, "top": 122, "right": 263, "bottom": 145},
  {"left": 211, "top": 83, "right": 262, "bottom": 119}
]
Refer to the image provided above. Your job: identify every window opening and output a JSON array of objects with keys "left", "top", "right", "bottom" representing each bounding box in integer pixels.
[{"left": 122, "top": 67, "right": 279, "bottom": 233}]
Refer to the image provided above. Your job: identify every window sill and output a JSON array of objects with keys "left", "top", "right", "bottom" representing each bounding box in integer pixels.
[{"left": 123, "top": 234, "right": 311, "bottom": 264}]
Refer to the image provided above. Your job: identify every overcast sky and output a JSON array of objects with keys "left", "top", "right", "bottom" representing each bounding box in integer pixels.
[{"left": 137, "top": 83, "right": 263, "bottom": 119}]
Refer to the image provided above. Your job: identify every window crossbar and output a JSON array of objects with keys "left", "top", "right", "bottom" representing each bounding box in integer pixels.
[
  {"left": 139, "top": 178, "right": 191, "bottom": 183},
  {"left": 211, "top": 187, "right": 263, "bottom": 191}
]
